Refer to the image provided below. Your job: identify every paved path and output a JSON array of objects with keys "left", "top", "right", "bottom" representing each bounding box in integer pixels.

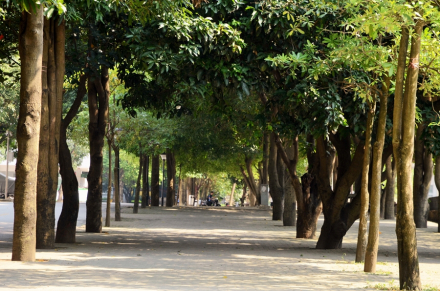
[{"left": 0, "top": 204, "right": 439, "bottom": 290}]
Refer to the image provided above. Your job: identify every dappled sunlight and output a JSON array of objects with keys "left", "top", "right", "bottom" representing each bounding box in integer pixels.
[{"left": 0, "top": 206, "right": 439, "bottom": 290}]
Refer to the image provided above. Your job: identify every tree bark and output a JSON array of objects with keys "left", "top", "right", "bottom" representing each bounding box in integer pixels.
[
  {"left": 166, "top": 149, "right": 176, "bottom": 207},
  {"left": 12, "top": 7, "right": 44, "bottom": 261},
  {"left": 355, "top": 99, "right": 375, "bottom": 263},
  {"left": 86, "top": 66, "right": 109, "bottom": 233},
  {"left": 283, "top": 173, "right": 296, "bottom": 226},
  {"left": 113, "top": 147, "right": 121, "bottom": 221},
  {"left": 269, "top": 133, "right": 284, "bottom": 220},
  {"left": 262, "top": 132, "right": 270, "bottom": 185},
  {"left": 435, "top": 156, "right": 440, "bottom": 233},
  {"left": 36, "top": 16, "right": 64, "bottom": 249},
  {"left": 413, "top": 124, "right": 433, "bottom": 228},
  {"left": 315, "top": 134, "right": 364, "bottom": 249},
  {"left": 273, "top": 134, "right": 321, "bottom": 237},
  {"left": 240, "top": 184, "right": 247, "bottom": 207},
  {"left": 105, "top": 139, "right": 112, "bottom": 227},
  {"left": 133, "top": 154, "right": 143, "bottom": 213},
  {"left": 365, "top": 77, "right": 390, "bottom": 272},
  {"left": 393, "top": 23, "right": 422, "bottom": 290},
  {"left": 141, "top": 155, "right": 149, "bottom": 208},
  {"left": 384, "top": 156, "right": 396, "bottom": 219},
  {"left": 241, "top": 156, "right": 260, "bottom": 206},
  {"left": 151, "top": 155, "right": 160, "bottom": 206},
  {"left": 229, "top": 183, "right": 236, "bottom": 206},
  {"left": 36, "top": 17, "right": 51, "bottom": 249},
  {"left": 55, "top": 74, "right": 86, "bottom": 243}
]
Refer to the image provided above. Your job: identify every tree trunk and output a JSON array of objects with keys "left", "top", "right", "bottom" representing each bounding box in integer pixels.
[
  {"left": 166, "top": 149, "right": 176, "bottom": 207},
  {"left": 262, "top": 132, "right": 270, "bottom": 185},
  {"left": 36, "top": 18, "right": 51, "bottom": 249},
  {"left": 133, "top": 154, "right": 143, "bottom": 213},
  {"left": 283, "top": 173, "right": 296, "bottom": 226},
  {"left": 12, "top": 7, "right": 44, "bottom": 261},
  {"left": 229, "top": 183, "right": 236, "bottom": 206},
  {"left": 36, "top": 17, "right": 64, "bottom": 249},
  {"left": 269, "top": 133, "right": 284, "bottom": 220},
  {"left": 365, "top": 77, "right": 390, "bottom": 272},
  {"left": 113, "top": 147, "right": 121, "bottom": 221},
  {"left": 151, "top": 155, "right": 160, "bottom": 206},
  {"left": 435, "top": 156, "right": 440, "bottom": 233},
  {"left": 413, "top": 124, "right": 433, "bottom": 228},
  {"left": 241, "top": 156, "right": 260, "bottom": 206},
  {"left": 141, "top": 155, "right": 149, "bottom": 208},
  {"left": 315, "top": 135, "right": 364, "bottom": 249},
  {"left": 240, "top": 184, "right": 247, "bottom": 207},
  {"left": 86, "top": 66, "right": 109, "bottom": 233},
  {"left": 384, "top": 156, "right": 396, "bottom": 219},
  {"left": 393, "top": 24, "right": 422, "bottom": 290},
  {"left": 105, "top": 140, "right": 112, "bottom": 227},
  {"left": 55, "top": 74, "right": 87, "bottom": 243},
  {"left": 273, "top": 134, "right": 322, "bottom": 236},
  {"left": 355, "top": 99, "right": 375, "bottom": 263},
  {"left": 380, "top": 188, "right": 386, "bottom": 219},
  {"left": 297, "top": 173, "right": 321, "bottom": 238}
]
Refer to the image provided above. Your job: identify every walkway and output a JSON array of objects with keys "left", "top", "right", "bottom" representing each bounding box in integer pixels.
[{"left": 0, "top": 205, "right": 439, "bottom": 290}]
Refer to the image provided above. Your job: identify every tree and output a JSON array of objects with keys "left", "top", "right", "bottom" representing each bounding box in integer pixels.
[
  {"left": 36, "top": 15, "right": 65, "bottom": 249},
  {"left": 55, "top": 74, "right": 87, "bottom": 243},
  {"left": 12, "top": 3, "right": 44, "bottom": 262}
]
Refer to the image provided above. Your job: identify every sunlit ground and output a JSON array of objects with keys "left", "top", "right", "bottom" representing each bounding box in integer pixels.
[{"left": 0, "top": 205, "right": 439, "bottom": 290}]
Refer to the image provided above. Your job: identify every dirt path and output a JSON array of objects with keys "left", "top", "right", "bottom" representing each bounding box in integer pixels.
[{"left": 0, "top": 206, "right": 439, "bottom": 290}]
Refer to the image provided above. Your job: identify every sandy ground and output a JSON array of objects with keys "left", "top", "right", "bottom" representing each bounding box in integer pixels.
[{"left": 0, "top": 204, "right": 439, "bottom": 291}]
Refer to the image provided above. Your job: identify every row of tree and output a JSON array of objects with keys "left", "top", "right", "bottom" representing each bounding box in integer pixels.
[{"left": 3, "top": 0, "right": 440, "bottom": 290}]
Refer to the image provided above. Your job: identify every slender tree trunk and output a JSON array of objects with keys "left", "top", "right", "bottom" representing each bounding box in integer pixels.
[
  {"left": 166, "top": 149, "right": 176, "bottom": 207},
  {"left": 105, "top": 140, "right": 112, "bottom": 227},
  {"left": 56, "top": 75, "right": 86, "bottom": 243},
  {"left": 365, "top": 77, "right": 390, "bottom": 272},
  {"left": 229, "top": 183, "right": 236, "bottom": 206},
  {"left": 12, "top": 7, "right": 44, "bottom": 261},
  {"left": 36, "top": 17, "right": 64, "bottom": 249},
  {"left": 114, "top": 147, "right": 121, "bottom": 221},
  {"left": 269, "top": 133, "right": 284, "bottom": 220},
  {"left": 133, "top": 154, "right": 143, "bottom": 213},
  {"left": 36, "top": 18, "right": 51, "bottom": 249},
  {"left": 393, "top": 24, "right": 422, "bottom": 290},
  {"left": 384, "top": 156, "right": 396, "bottom": 219},
  {"left": 240, "top": 184, "right": 247, "bottom": 207},
  {"left": 141, "top": 155, "right": 149, "bottom": 208},
  {"left": 355, "top": 100, "right": 375, "bottom": 263},
  {"left": 413, "top": 124, "right": 433, "bottom": 228},
  {"left": 242, "top": 156, "right": 260, "bottom": 206},
  {"left": 151, "top": 155, "right": 160, "bottom": 206},
  {"left": 262, "top": 132, "right": 270, "bottom": 185},
  {"left": 86, "top": 66, "right": 109, "bottom": 233},
  {"left": 435, "top": 156, "right": 440, "bottom": 233}
]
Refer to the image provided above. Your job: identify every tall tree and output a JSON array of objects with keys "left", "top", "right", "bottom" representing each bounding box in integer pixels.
[
  {"left": 86, "top": 66, "right": 109, "bottom": 233},
  {"left": 393, "top": 23, "right": 422, "bottom": 289},
  {"left": 355, "top": 97, "right": 375, "bottom": 263},
  {"left": 413, "top": 123, "right": 433, "bottom": 228},
  {"left": 364, "top": 76, "right": 390, "bottom": 272},
  {"left": 55, "top": 74, "right": 87, "bottom": 243},
  {"left": 12, "top": 4, "right": 44, "bottom": 261},
  {"left": 36, "top": 16, "right": 65, "bottom": 249},
  {"left": 166, "top": 149, "right": 176, "bottom": 207}
]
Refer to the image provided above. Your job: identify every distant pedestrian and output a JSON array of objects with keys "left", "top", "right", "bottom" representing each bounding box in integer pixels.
[{"left": 207, "top": 191, "right": 214, "bottom": 206}]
